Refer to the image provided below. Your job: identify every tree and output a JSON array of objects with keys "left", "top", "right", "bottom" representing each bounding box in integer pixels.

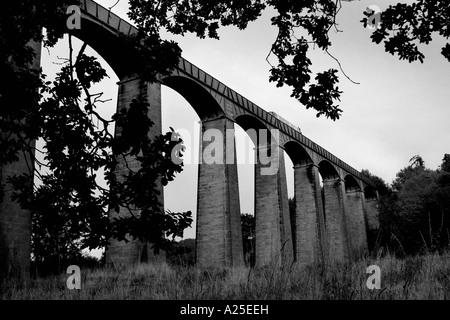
[
  {"left": 1, "top": 1, "right": 74, "bottom": 279},
  {"left": 361, "top": 169, "right": 390, "bottom": 197},
  {"left": 440, "top": 154, "right": 450, "bottom": 173},
  {"left": 362, "top": 1, "right": 450, "bottom": 64},
  {"left": 166, "top": 238, "right": 195, "bottom": 267},
  {"left": 376, "top": 154, "right": 450, "bottom": 255},
  {"left": 12, "top": 40, "right": 191, "bottom": 269},
  {"left": 1, "top": 2, "right": 192, "bottom": 274},
  {"left": 410, "top": 155, "right": 425, "bottom": 168},
  {"left": 127, "top": 0, "right": 357, "bottom": 120},
  {"left": 0, "top": 1, "right": 73, "bottom": 170}
]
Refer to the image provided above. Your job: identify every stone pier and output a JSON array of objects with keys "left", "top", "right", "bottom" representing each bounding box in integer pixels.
[
  {"left": 105, "top": 77, "right": 164, "bottom": 266},
  {"left": 346, "top": 189, "right": 369, "bottom": 257},
  {"left": 195, "top": 117, "right": 244, "bottom": 267},
  {"left": 323, "top": 178, "right": 350, "bottom": 262},
  {"left": 254, "top": 145, "right": 294, "bottom": 267},
  {"left": 2, "top": 0, "right": 381, "bottom": 279},
  {"left": 293, "top": 164, "right": 326, "bottom": 265},
  {"left": 0, "top": 40, "right": 41, "bottom": 283}
]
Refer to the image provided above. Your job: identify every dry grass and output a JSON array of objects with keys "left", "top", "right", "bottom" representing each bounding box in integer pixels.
[{"left": 2, "top": 251, "right": 450, "bottom": 300}]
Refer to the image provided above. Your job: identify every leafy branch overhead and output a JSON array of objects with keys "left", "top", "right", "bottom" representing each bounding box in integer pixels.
[
  {"left": 129, "top": 0, "right": 450, "bottom": 120},
  {"left": 362, "top": 0, "right": 450, "bottom": 63},
  {"left": 128, "top": 0, "right": 347, "bottom": 120}
]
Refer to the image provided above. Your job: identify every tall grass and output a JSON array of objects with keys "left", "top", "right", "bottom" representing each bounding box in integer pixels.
[{"left": 2, "top": 251, "right": 450, "bottom": 300}]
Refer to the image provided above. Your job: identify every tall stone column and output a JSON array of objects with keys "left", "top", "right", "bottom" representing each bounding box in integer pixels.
[
  {"left": 196, "top": 117, "right": 244, "bottom": 267},
  {"left": 254, "top": 145, "right": 294, "bottom": 267},
  {"left": 0, "top": 40, "right": 41, "bottom": 283},
  {"left": 364, "top": 198, "right": 379, "bottom": 231},
  {"left": 364, "top": 192, "right": 379, "bottom": 251},
  {"left": 105, "top": 76, "right": 164, "bottom": 266},
  {"left": 346, "top": 189, "right": 368, "bottom": 257},
  {"left": 293, "top": 164, "right": 326, "bottom": 265},
  {"left": 322, "top": 178, "right": 350, "bottom": 262}
]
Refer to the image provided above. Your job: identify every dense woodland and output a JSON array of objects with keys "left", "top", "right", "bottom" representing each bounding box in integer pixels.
[{"left": 366, "top": 154, "right": 450, "bottom": 256}]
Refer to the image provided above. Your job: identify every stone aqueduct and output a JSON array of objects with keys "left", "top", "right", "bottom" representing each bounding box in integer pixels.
[{"left": 0, "top": 0, "right": 379, "bottom": 277}]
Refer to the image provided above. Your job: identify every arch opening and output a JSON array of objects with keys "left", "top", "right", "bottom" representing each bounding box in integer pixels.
[
  {"left": 344, "top": 175, "right": 361, "bottom": 193},
  {"left": 234, "top": 114, "right": 279, "bottom": 154},
  {"left": 284, "top": 141, "right": 313, "bottom": 166},
  {"left": 318, "top": 160, "right": 340, "bottom": 182},
  {"left": 233, "top": 115, "right": 268, "bottom": 267},
  {"left": 318, "top": 160, "right": 341, "bottom": 233},
  {"left": 283, "top": 141, "right": 310, "bottom": 260},
  {"left": 364, "top": 186, "right": 378, "bottom": 200},
  {"left": 234, "top": 114, "right": 293, "bottom": 267},
  {"left": 70, "top": 17, "right": 137, "bottom": 79},
  {"left": 161, "top": 85, "right": 201, "bottom": 243},
  {"left": 39, "top": 33, "right": 121, "bottom": 260},
  {"left": 162, "top": 76, "right": 224, "bottom": 121},
  {"left": 234, "top": 123, "right": 256, "bottom": 267}
]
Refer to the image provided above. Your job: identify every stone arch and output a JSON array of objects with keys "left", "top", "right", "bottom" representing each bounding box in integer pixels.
[
  {"left": 234, "top": 113, "right": 293, "bottom": 267},
  {"left": 344, "top": 175, "right": 361, "bottom": 192},
  {"left": 73, "top": 15, "right": 226, "bottom": 121},
  {"left": 234, "top": 114, "right": 278, "bottom": 148},
  {"left": 364, "top": 186, "right": 378, "bottom": 200},
  {"left": 318, "top": 160, "right": 340, "bottom": 181},
  {"left": 161, "top": 76, "right": 224, "bottom": 121},
  {"left": 71, "top": 8, "right": 230, "bottom": 266},
  {"left": 285, "top": 141, "right": 325, "bottom": 265},
  {"left": 284, "top": 141, "right": 313, "bottom": 166},
  {"left": 71, "top": 16, "right": 135, "bottom": 79}
]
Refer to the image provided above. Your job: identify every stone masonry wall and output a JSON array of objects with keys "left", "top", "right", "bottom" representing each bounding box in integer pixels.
[
  {"left": 293, "top": 164, "right": 326, "bottom": 265},
  {"left": 276, "top": 149, "right": 294, "bottom": 265},
  {"left": 346, "top": 190, "right": 369, "bottom": 258},
  {"left": 105, "top": 77, "right": 164, "bottom": 266},
  {"left": 365, "top": 199, "right": 379, "bottom": 231},
  {"left": 0, "top": 40, "right": 41, "bottom": 283},
  {"left": 195, "top": 117, "right": 244, "bottom": 267},
  {"left": 254, "top": 146, "right": 293, "bottom": 267},
  {"left": 323, "top": 178, "right": 350, "bottom": 262}
]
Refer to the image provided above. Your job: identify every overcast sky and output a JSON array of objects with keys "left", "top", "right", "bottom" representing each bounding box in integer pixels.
[{"left": 41, "top": 0, "right": 450, "bottom": 240}]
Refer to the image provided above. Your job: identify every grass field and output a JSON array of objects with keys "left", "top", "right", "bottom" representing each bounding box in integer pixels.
[{"left": 2, "top": 251, "right": 450, "bottom": 300}]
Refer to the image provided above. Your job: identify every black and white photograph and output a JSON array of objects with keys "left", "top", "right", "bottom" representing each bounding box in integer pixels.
[{"left": 1, "top": 0, "right": 450, "bottom": 315}]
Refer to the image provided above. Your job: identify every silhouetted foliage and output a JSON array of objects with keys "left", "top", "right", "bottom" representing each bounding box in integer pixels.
[
  {"left": 440, "top": 154, "right": 450, "bottom": 173},
  {"left": 377, "top": 154, "right": 450, "bottom": 256},
  {"left": 166, "top": 238, "right": 195, "bottom": 267},
  {"left": 391, "top": 155, "right": 426, "bottom": 192},
  {"left": 1, "top": 1, "right": 192, "bottom": 273},
  {"left": 30, "top": 253, "right": 102, "bottom": 278},
  {"left": 128, "top": 0, "right": 355, "bottom": 120},
  {"left": 363, "top": 1, "right": 450, "bottom": 64},
  {"left": 361, "top": 169, "right": 389, "bottom": 197}
]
